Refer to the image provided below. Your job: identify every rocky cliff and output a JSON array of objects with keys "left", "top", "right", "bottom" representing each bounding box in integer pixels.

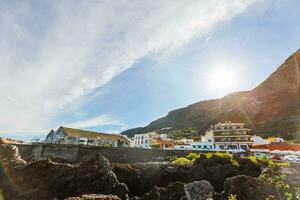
[{"left": 122, "top": 49, "right": 300, "bottom": 139}]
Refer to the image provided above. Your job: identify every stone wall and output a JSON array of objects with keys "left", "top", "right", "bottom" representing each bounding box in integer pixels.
[{"left": 15, "top": 143, "right": 196, "bottom": 163}]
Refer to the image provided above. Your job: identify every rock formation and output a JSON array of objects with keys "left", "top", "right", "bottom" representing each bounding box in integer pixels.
[
  {"left": 0, "top": 142, "right": 26, "bottom": 167},
  {"left": 184, "top": 180, "right": 214, "bottom": 200},
  {"left": 112, "top": 155, "right": 261, "bottom": 197},
  {"left": 221, "top": 175, "right": 278, "bottom": 200},
  {"left": 0, "top": 150, "right": 129, "bottom": 200},
  {"left": 138, "top": 181, "right": 186, "bottom": 200}
]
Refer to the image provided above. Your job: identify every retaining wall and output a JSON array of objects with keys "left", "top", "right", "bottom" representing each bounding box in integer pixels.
[{"left": 15, "top": 143, "right": 191, "bottom": 163}]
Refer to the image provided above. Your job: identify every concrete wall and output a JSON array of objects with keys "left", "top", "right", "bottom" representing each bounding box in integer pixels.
[{"left": 15, "top": 143, "right": 194, "bottom": 163}]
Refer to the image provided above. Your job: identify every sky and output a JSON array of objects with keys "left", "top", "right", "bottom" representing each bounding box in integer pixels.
[{"left": 1, "top": 0, "right": 300, "bottom": 141}]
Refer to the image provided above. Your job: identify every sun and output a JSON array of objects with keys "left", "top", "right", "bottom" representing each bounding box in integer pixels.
[{"left": 209, "top": 68, "right": 236, "bottom": 89}]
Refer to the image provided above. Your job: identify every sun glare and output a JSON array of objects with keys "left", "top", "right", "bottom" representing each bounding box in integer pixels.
[{"left": 209, "top": 68, "right": 236, "bottom": 89}]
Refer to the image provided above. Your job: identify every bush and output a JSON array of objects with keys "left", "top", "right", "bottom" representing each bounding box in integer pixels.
[
  {"left": 276, "top": 162, "right": 290, "bottom": 168},
  {"left": 150, "top": 143, "right": 160, "bottom": 148},
  {"left": 200, "top": 152, "right": 239, "bottom": 167},
  {"left": 258, "top": 156, "right": 276, "bottom": 169},
  {"left": 186, "top": 153, "right": 200, "bottom": 163},
  {"left": 172, "top": 157, "right": 191, "bottom": 165},
  {"left": 228, "top": 194, "right": 237, "bottom": 200},
  {"left": 247, "top": 156, "right": 258, "bottom": 163}
]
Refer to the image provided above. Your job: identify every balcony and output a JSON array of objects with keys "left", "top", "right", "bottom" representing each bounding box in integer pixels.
[
  {"left": 215, "top": 137, "right": 252, "bottom": 143},
  {"left": 214, "top": 131, "right": 252, "bottom": 137}
]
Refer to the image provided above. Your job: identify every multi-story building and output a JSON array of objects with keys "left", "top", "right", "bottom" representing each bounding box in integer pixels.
[
  {"left": 132, "top": 133, "right": 157, "bottom": 148},
  {"left": 45, "top": 126, "right": 130, "bottom": 147},
  {"left": 202, "top": 122, "right": 253, "bottom": 150},
  {"left": 132, "top": 132, "right": 176, "bottom": 149}
]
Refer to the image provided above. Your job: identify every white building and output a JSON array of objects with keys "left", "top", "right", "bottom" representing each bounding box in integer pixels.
[
  {"left": 202, "top": 122, "right": 253, "bottom": 151},
  {"left": 251, "top": 135, "right": 270, "bottom": 146},
  {"left": 181, "top": 138, "right": 194, "bottom": 145},
  {"left": 45, "top": 126, "right": 129, "bottom": 147},
  {"left": 190, "top": 141, "right": 215, "bottom": 151},
  {"left": 132, "top": 133, "right": 154, "bottom": 148}
]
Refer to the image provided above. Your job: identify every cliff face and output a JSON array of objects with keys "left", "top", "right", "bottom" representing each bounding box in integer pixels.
[{"left": 122, "top": 49, "right": 300, "bottom": 139}]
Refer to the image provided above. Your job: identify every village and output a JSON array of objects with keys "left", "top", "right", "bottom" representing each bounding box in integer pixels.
[{"left": 1, "top": 121, "right": 289, "bottom": 163}]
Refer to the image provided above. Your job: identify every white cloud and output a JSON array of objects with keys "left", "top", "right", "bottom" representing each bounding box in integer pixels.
[
  {"left": 62, "top": 115, "right": 118, "bottom": 129},
  {"left": 0, "top": 0, "right": 259, "bottom": 136}
]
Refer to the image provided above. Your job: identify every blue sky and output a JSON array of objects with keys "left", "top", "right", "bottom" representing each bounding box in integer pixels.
[{"left": 1, "top": 0, "right": 300, "bottom": 140}]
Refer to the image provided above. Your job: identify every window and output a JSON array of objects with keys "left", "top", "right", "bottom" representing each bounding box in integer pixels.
[
  {"left": 145, "top": 140, "right": 148, "bottom": 143},
  {"left": 228, "top": 145, "right": 238, "bottom": 150},
  {"left": 219, "top": 145, "right": 225, "bottom": 149},
  {"left": 240, "top": 145, "right": 248, "bottom": 150},
  {"left": 208, "top": 139, "right": 212, "bottom": 142}
]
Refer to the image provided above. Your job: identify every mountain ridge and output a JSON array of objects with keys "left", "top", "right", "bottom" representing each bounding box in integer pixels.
[{"left": 122, "top": 49, "right": 300, "bottom": 139}]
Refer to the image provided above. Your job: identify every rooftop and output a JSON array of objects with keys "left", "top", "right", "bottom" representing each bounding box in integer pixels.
[
  {"left": 61, "top": 126, "right": 129, "bottom": 142},
  {"left": 251, "top": 143, "right": 300, "bottom": 151}
]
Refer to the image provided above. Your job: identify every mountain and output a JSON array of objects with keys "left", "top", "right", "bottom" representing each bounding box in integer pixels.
[{"left": 122, "top": 49, "right": 300, "bottom": 139}]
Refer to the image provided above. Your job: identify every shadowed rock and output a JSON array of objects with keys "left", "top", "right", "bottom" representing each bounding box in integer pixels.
[
  {"left": 1, "top": 153, "right": 128, "bottom": 200},
  {"left": 0, "top": 143, "right": 26, "bottom": 167},
  {"left": 138, "top": 181, "right": 186, "bottom": 200},
  {"left": 221, "top": 175, "right": 278, "bottom": 200}
]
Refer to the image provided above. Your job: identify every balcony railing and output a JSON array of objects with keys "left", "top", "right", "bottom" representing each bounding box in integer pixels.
[{"left": 214, "top": 137, "right": 252, "bottom": 142}]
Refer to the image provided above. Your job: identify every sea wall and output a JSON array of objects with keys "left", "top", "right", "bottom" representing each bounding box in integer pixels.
[{"left": 15, "top": 143, "right": 191, "bottom": 163}]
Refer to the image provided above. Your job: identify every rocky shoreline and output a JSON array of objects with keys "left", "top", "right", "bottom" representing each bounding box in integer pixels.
[{"left": 1, "top": 142, "right": 298, "bottom": 200}]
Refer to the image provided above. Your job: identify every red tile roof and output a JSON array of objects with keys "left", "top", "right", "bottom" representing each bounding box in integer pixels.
[{"left": 251, "top": 143, "right": 300, "bottom": 151}]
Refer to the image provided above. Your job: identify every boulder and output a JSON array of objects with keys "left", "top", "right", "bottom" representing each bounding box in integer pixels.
[
  {"left": 0, "top": 143, "right": 26, "bottom": 167},
  {"left": 1, "top": 154, "right": 129, "bottom": 200},
  {"left": 47, "top": 153, "right": 128, "bottom": 200},
  {"left": 184, "top": 180, "right": 214, "bottom": 200},
  {"left": 113, "top": 163, "right": 191, "bottom": 197},
  {"left": 221, "top": 175, "right": 278, "bottom": 200},
  {"left": 139, "top": 181, "right": 186, "bottom": 200}
]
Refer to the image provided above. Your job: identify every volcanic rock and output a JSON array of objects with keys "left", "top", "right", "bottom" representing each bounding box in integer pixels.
[
  {"left": 0, "top": 143, "right": 26, "bottom": 167},
  {"left": 113, "top": 156, "right": 261, "bottom": 197},
  {"left": 221, "top": 175, "right": 278, "bottom": 200},
  {"left": 184, "top": 180, "right": 214, "bottom": 200},
  {"left": 1, "top": 153, "right": 129, "bottom": 200},
  {"left": 139, "top": 181, "right": 186, "bottom": 200}
]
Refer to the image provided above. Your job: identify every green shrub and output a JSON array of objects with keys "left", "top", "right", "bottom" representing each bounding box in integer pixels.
[
  {"left": 284, "top": 192, "right": 293, "bottom": 200},
  {"left": 247, "top": 155, "right": 258, "bottom": 163},
  {"left": 172, "top": 157, "right": 191, "bottom": 165},
  {"left": 186, "top": 153, "right": 200, "bottom": 163},
  {"left": 228, "top": 194, "right": 237, "bottom": 200},
  {"left": 199, "top": 152, "right": 239, "bottom": 167},
  {"left": 258, "top": 156, "right": 276, "bottom": 169},
  {"left": 150, "top": 143, "right": 160, "bottom": 148},
  {"left": 276, "top": 162, "right": 290, "bottom": 168}
]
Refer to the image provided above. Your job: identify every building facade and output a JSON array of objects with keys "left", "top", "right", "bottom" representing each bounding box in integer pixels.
[
  {"left": 202, "top": 122, "right": 253, "bottom": 150},
  {"left": 251, "top": 135, "right": 270, "bottom": 146},
  {"left": 132, "top": 133, "right": 154, "bottom": 148},
  {"left": 44, "top": 126, "right": 130, "bottom": 147}
]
